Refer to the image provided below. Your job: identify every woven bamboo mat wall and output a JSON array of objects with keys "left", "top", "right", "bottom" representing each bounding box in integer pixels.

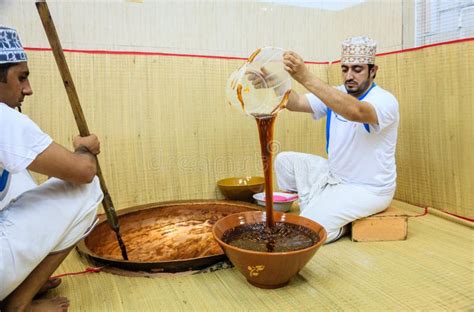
[
  {"left": 23, "top": 51, "right": 326, "bottom": 211},
  {"left": 328, "top": 40, "right": 474, "bottom": 219},
  {"left": 23, "top": 40, "right": 473, "bottom": 219}
]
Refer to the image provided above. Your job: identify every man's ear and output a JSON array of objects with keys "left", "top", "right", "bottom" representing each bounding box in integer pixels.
[{"left": 371, "top": 65, "right": 379, "bottom": 79}]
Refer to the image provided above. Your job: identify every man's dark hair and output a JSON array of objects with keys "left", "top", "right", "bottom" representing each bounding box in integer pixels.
[
  {"left": 368, "top": 64, "right": 376, "bottom": 79},
  {"left": 0, "top": 63, "right": 15, "bottom": 83}
]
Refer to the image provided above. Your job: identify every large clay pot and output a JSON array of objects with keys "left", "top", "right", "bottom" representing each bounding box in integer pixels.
[{"left": 212, "top": 211, "right": 327, "bottom": 289}]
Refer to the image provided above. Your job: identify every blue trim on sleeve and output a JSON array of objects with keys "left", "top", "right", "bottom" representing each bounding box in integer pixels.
[
  {"left": 325, "top": 83, "right": 376, "bottom": 154},
  {"left": 325, "top": 108, "right": 332, "bottom": 154},
  {"left": 0, "top": 169, "right": 10, "bottom": 192}
]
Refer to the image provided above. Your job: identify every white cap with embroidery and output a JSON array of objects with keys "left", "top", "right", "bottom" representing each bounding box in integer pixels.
[
  {"left": 0, "top": 26, "right": 28, "bottom": 64},
  {"left": 341, "top": 36, "right": 376, "bottom": 65}
]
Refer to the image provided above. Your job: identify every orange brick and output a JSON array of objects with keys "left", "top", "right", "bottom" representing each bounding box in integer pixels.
[{"left": 351, "top": 206, "right": 408, "bottom": 242}]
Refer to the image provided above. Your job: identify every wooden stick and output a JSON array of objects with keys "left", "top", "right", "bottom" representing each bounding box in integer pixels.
[{"left": 35, "top": 0, "right": 128, "bottom": 259}]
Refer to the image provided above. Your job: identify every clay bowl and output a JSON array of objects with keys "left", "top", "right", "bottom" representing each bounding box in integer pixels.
[
  {"left": 212, "top": 211, "right": 327, "bottom": 289},
  {"left": 217, "top": 176, "right": 264, "bottom": 202}
]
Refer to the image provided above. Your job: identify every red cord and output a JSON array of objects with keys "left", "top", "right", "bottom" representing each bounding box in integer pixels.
[
  {"left": 24, "top": 38, "right": 473, "bottom": 64},
  {"left": 412, "top": 207, "right": 429, "bottom": 218},
  {"left": 51, "top": 267, "right": 103, "bottom": 279},
  {"left": 409, "top": 206, "right": 474, "bottom": 222}
]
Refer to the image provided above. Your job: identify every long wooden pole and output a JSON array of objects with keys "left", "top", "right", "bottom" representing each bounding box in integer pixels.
[{"left": 35, "top": 0, "right": 128, "bottom": 260}]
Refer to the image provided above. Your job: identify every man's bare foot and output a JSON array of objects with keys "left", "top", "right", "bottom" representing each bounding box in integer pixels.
[
  {"left": 35, "top": 278, "right": 62, "bottom": 298},
  {"left": 27, "top": 297, "right": 69, "bottom": 312}
]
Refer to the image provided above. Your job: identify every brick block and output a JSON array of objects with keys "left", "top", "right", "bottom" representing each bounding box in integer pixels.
[{"left": 351, "top": 206, "right": 408, "bottom": 242}]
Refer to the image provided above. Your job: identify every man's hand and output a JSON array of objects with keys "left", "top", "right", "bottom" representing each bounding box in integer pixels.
[
  {"left": 283, "top": 51, "right": 312, "bottom": 85},
  {"left": 246, "top": 67, "right": 289, "bottom": 97},
  {"left": 246, "top": 67, "right": 274, "bottom": 89},
  {"left": 73, "top": 134, "right": 100, "bottom": 155}
]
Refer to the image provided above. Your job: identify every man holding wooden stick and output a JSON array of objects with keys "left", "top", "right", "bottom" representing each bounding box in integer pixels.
[{"left": 0, "top": 26, "right": 103, "bottom": 311}]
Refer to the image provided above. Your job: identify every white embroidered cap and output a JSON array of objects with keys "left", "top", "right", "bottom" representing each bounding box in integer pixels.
[
  {"left": 0, "top": 26, "right": 28, "bottom": 64},
  {"left": 341, "top": 36, "right": 376, "bottom": 65}
]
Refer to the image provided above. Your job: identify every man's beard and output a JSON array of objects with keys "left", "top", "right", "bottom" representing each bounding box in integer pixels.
[{"left": 345, "top": 79, "right": 370, "bottom": 97}]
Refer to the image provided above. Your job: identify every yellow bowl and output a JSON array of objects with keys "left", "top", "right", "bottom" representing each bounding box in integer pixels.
[{"left": 217, "top": 176, "right": 265, "bottom": 202}]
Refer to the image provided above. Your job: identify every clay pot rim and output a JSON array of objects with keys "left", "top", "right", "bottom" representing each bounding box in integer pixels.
[
  {"left": 212, "top": 210, "right": 327, "bottom": 256},
  {"left": 96, "top": 199, "right": 259, "bottom": 220}
]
